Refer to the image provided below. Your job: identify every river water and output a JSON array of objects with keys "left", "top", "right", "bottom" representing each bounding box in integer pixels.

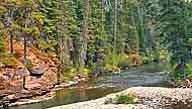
[{"left": 2, "top": 63, "right": 170, "bottom": 109}]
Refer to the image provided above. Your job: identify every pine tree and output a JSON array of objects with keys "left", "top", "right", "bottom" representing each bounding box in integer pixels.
[{"left": 159, "top": 0, "right": 192, "bottom": 79}]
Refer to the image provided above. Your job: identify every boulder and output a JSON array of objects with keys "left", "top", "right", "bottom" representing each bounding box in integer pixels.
[{"left": 29, "top": 66, "right": 46, "bottom": 76}]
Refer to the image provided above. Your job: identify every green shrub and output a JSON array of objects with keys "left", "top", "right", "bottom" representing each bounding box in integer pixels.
[
  {"left": 159, "top": 50, "right": 168, "bottom": 61},
  {"left": 104, "top": 53, "right": 118, "bottom": 66},
  {"left": 186, "top": 63, "right": 192, "bottom": 80},
  {"left": 104, "top": 53, "right": 130, "bottom": 73},
  {"left": 118, "top": 53, "right": 131, "bottom": 69},
  {"left": 142, "top": 56, "right": 150, "bottom": 64},
  {"left": 59, "top": 66, "right": 91, "bottom": 81},
  {"left": 104, "top": 64, "right": 120, "bottom": 73},
  {"left": 78, "top": 67, "right": 91, "bottom": 77},
  {"left": 61, "top": 67, "right": 77, "bottom": 81},
  {"left": 171, "top": 64, "right": 187, "bottom": 80},
  {"left": 0, "top": 52, "right": 17, "bottom": 68},
  {"left": 116, "top": 95, "right": 135, "bottom": 104}
]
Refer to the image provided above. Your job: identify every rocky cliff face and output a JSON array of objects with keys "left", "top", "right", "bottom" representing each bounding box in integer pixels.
[{"left": 0, "top": 41, "right": 59, "bottom": 105}]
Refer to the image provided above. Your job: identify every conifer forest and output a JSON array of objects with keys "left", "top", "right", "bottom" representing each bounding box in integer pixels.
[{"left": 1, "top": 0, "right": 192, "bottom": 109}]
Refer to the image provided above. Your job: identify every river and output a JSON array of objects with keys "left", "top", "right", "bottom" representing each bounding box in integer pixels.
[{"left": 2, "top": 63, "right": 170, "bottom": 109}]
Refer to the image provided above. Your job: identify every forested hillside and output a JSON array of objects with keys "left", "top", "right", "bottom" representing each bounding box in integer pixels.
[{"left": 1, "top": 0, "right": 192, "bottom": 107}]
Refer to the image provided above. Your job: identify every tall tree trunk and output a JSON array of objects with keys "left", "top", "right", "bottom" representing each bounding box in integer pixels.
[
  {"left": 57, "top": 0, "right": 70, "bottom": 84},
  {"left": 23, "top": 8, "right": 30, "bottom": 90},
  {"left": 57, "top": 35, "right": 64, "bottom": 84},
  {"left": 79, "top": 0, "right": 89, "bottom": 68},
  {"left": 57, "top": 29, "right": 70, "bottom": 84},
  {"left": 7, "top": 7, "right": 14, "bottom": 54},
  {"left": 112, "top": 0, "right": 117, "bottom": 65},
  {"left": 23, "top": 34, "right": 27, "bottom": 89},
  {"left": 101, "top": 0, "right": 105, "bottom": 22},
  {"left": 10, "top": 32, "right": 13, "bottom": 54},
  {"left": 23, "top": 34, "right": 27, "bottom": 65}
]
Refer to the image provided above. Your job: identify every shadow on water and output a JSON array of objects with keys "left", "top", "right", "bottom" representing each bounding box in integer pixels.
[{"left": 1, "top": 63, "right": 171, "bottom": 109}]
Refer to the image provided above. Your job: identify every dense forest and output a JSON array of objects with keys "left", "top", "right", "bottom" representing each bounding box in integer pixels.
[
  {"left": 1, "top": 0, "right": 192, "bottom": 108},
  {"left": 1, "top": 0, "right": 192, "bottom": 102}
]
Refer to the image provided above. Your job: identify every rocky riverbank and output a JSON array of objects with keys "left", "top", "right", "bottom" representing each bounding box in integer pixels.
[
  {"left": 0, "top": 42, "right": 59, "bottom": 106},
  {"left": 0, "top": 80, "right": 86, "bottom": 107},
  {"left": 0, "top": 41, "right": 88, "bottom": 107},
  {"left": 48, "top": 87, "right": 192, "bottom": 109}
]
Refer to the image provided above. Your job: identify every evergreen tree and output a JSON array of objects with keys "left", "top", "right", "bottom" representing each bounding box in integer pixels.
[{"left": 159, "top": 0, "right": 192, "bottom": 79}]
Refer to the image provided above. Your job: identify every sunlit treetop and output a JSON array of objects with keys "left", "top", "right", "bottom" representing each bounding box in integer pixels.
[{"left": 184, "top": 0, "right": 192, "bottom": 3}]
